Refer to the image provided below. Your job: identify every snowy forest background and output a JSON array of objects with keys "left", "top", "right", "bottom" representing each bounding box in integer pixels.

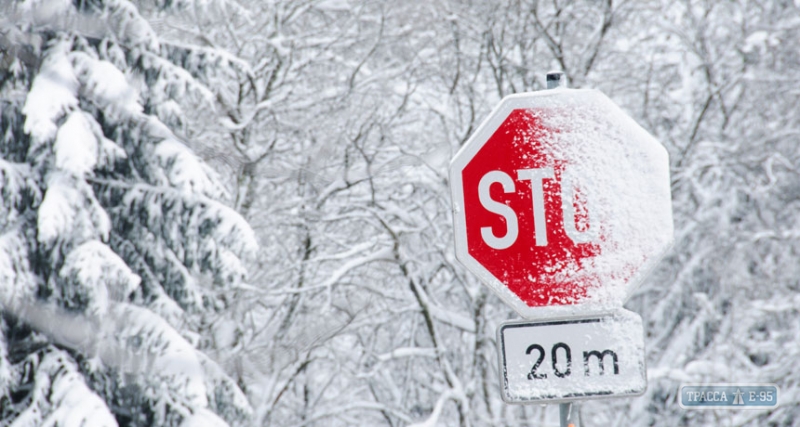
[{"left": 0, "top": 0, "right": 799, "bottom": 426}]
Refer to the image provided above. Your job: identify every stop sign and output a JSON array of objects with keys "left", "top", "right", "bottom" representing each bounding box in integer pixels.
[{"left": 450, "top": 88, "right": 673, "bottom": 319}]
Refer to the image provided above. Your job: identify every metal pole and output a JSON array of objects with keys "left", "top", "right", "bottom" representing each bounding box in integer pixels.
[
  {"left": 546, "top": 71, "right": 566, "bottom": 89},
  {"left": 537, "top": 74, "right": 575, "bottom": 427},
  {"left": 559, "top": 402, "right": 574, "bottom": 427}
]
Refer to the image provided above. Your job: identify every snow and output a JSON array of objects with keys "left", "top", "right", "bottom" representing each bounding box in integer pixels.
[
  {"left": 214, "top": 246, "right": 248, "bottom": 285},
  {"left": 529, "top": 90, "right": 673, "bottom": 305},
  {"left": 743, "top": 30, "right": 780, "bottom": 53},
  {"left": 115, "top": 180, "right": 257, "bottom": 280},
  {"left": 10, "top": 349, "right": 117, "bottom": 427},
  {"left": 0, "top": 229, "right": 36, "bottom": 307},
  {"left": 179, "top": 408, "right": 229, "bottom": 427},
  {"left": 59, "top": 240, "right": 141, "bottom": 314},
  {"left": 315, "top": 0, "right": 352, "bottom": 12},
  {"left": 316, "top": 246, "right": 393, "bottom": 290},
  {"left": 154, "top": 98, "right": 184, "bottom": 127},
  {"left": 103, "top": 303, "right": 208, "bottom": 408},
  {"left": 36, "top": 177, "right": 80, "bottom": 246},
  {"left": 683, "top": 360, "right": 730, "bottom": 380},
  {"left": 377, "top": 347, "right": 437, "bottom": 362},
  {"left": 22, "top": 39, "right": 78, "bottom": 145},
  {"left": 71, "top": 53, "right": 141, "bottom": 118},
  {"left": 751, "top": 294, "right": 800, "bottom": 313},
  {"left": 41, "top": 361, "right": 118, "bottom": 427},
  {"left": 0, "top": 325, "right": 9, "bottom": 397},
  {"left": 37, "top": 172, "right": 111, "bottom": 248},
  {"left": 146, "top": 292, "right": 190, "bottom": 332},
  {"left": 139, "top": 53, "right": 215, "bottom": 106},
  {"left": 0, "top": 160, "right": 39, "bottom": 228},
  {"left": 406, "top": 389, "right": 456, "bottom": 427},
  {"left": 200, "top": 201, "right": 259, "bottom": 258},
  {"left": 97, "top": 136, "right": 128, "bottom": 169},
  {"left": 102, "top": 0, "right": 160, "bottom": 50},
  {"left": 52, "top": 110, "right": 127, "bottom": 176},
  {"left": 196, "top": 351, "right": 254, "bottom": 419},
  {"left": 54, "top": 112, "right": 100, "bottom": 176},
  {"left": 425, "top": 297, "right": 477, "bottom": 333},
  {"left": 154, "top": 138, "right": 227, "bottom": 199},
  {"left": 16, "top": 0, "right": 72, "bottom": 28}
]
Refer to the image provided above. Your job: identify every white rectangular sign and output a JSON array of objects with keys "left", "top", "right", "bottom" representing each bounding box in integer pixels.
[{"left": 498, "top": 310, "right": 647, "bottom": 403}]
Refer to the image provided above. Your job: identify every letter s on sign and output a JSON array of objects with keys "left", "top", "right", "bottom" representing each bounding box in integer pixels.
[{"left": 478, "top": 171, "right": 518, "bottom": 249}]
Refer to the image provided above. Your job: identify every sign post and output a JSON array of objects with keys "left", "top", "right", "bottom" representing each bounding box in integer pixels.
[
  {"left": 560, "top": 402, "right": 574, "bottom": 427},
  {"left": 449, "top": 72, "right": 673, "bottom": 415}
]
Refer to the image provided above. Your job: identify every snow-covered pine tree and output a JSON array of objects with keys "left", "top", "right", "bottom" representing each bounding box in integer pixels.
[{"left": 0, "top": 1, "right": 255, "bottom": 426}]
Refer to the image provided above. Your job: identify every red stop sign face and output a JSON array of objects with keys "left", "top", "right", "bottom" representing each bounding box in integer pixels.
[
  {"left": 450, "top": 89, "right": 673, "bottom": 319},
  {"left": 463, "top": 109, "right": 600, "bottom": 307}
]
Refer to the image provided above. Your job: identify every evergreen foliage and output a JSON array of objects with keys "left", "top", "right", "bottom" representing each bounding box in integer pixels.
[{"left": 0, "top": 1, "right": 255, "bottom": 426}]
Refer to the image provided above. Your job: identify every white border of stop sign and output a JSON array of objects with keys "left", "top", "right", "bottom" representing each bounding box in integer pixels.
[{"left": 449, "top": 88, "right": 673, "bottom": 320}]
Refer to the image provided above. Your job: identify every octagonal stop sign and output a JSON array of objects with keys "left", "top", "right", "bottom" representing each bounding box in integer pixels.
[{"left": 450, "top": 88, "right": 673, "bottom": 319}]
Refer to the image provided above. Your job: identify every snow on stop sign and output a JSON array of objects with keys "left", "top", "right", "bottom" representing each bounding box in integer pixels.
[{"left": 450, "top": 88, "right": 673, "bottom": 319}]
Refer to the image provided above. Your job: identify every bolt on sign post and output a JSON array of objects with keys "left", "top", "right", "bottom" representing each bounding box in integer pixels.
[{"left": 449, "top": 73, "right": 673, "bottom": 408}]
